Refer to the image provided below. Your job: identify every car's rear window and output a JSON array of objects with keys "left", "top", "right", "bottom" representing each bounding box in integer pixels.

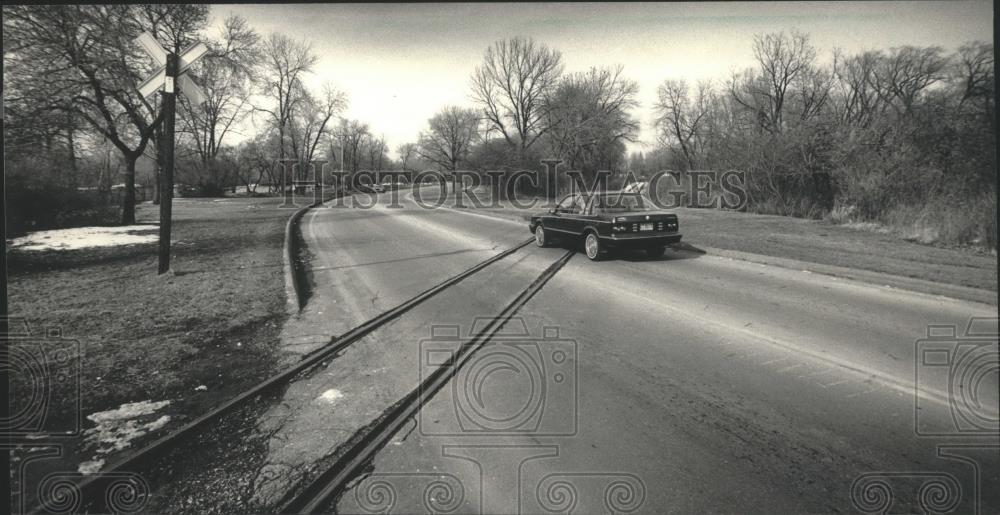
[{"left": 593, "top": 194, "right": 651, "bottom": 212}]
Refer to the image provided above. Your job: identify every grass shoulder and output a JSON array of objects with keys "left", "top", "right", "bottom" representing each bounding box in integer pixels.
[
  {"left": 7, "top": 197, "right": 298, "bottom": 477},
  {"left": 440, "top": 188, "right": 996, "bottom": 293}
]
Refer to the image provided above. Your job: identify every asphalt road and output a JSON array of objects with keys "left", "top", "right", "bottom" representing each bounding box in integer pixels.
[{"left": 153, "top": 188, "right": 998, "bottom": 514}]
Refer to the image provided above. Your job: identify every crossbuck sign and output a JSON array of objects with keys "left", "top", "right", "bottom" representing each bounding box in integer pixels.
[
  {"left": 136, "top": 31, "right": 208, "bottom": 105},
  {"left": 135, "top": 31, "right": 210, "bottom": 274}
]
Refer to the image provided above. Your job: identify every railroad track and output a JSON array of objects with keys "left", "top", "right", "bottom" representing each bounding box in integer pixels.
[
  {"left": 279, "top": 248, "right": 576, "bottom": 513},
  {"left": 31, "top": 236, "right": 548, "bottom": 514}
]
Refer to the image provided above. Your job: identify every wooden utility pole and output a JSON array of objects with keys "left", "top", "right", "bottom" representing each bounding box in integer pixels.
[{"left": 158, "top": 53, "right": 178, "bottom": 274}]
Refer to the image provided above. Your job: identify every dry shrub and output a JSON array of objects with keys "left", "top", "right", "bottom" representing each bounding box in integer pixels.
[{"left": 880, "top": 192, "right": 996, "bottom": 249}]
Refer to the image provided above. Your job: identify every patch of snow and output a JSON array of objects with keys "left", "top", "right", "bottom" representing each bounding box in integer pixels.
[
  {"left": 9, "top": 225, "right": 158, "bottom": 251},
  {"left": 318, "top": 389, "right": 345, "bottom": 404},
  {"left": 87, "top": 400, "right": 170, "bottom": 423},
  {"left": 195, "top": 385, "right": 208, "bottom": 391},
  {"left": 83, "top": 400, "right": 171, "bottom": 455},
  {"left": 78, "top": 458, "right": 105, "bottom": 475}
]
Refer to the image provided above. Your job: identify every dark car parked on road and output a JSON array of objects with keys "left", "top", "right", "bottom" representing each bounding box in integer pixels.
[
  {"left": 529, "top": 191, "right": 682, "bottom": 260},
  {"left": 356, "top": 183, "right": 385, "bottom": 194}
]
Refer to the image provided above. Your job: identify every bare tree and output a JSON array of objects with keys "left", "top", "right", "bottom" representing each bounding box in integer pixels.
[
  {"left": 470, "top": 36, "right": 563, "bottom": 153},
  {"left": 793, "top": 65, "right": 834, "bottom": 122},
  {"left": 138, "top": 4, "right": 207, "bottom": 54},
  {"left": 179, "top": 15, "right": 260, "bottom": 193},
  {"left": 374, "top": 134, "right": 386, "bottom": 171},
  {"left": 3, "top": 93, "right": 87, "bottom": 188},
  {"left": 360, "top": 133, "right": 387, "bottom": 171},
  {"left": 952, "top": 42, "right": 994, "bottom": 108},
  {"left": 257, "top": 33, "right": 317, "bottom": 164},
  {"left": 730, "top": 30, "right": 817, "bottom": 133},
  {"left": 951, "top": 41, "right": 994, "bottom": 132},
  {"left": 234, "top": 133, "right": 276, "bottom": 193},
  {"left": 289, "top": 82, "right": 347, "bottom": 166},
  {"left": 832, "top": 49, "right": 887, "bottom": 126},
  {"left": 332, "top": 119, "right": 370, "bottom": 173},
  {"left": 654, "top": 79, "right": 713, "bottom": 170},
  {"left": 545, "top": 65, "right": 640, "bottom": 172},
  {"left": 875, "top": 45, "right": 947, "bottom": 114},
  {"left": 397, "top": 142, "right": 417, "bottom": 171},
  {"left": 417, "top": 106, "right": 480, "bottom": 171},
  {"left": 3, "top": 4, "right": 208, "bottom": 223}
]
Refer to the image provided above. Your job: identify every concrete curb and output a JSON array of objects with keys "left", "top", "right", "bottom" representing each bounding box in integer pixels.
[
  {"left": 283, "top": 190, "right": 349, "bottom": 314},
  {"left": 447, "top": 205, "right": 997, "bottom": 306},
  {"left": 283, "top": 203, "right": 314, "bottom": 314}
]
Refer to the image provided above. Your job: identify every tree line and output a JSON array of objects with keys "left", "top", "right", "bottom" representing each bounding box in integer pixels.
[
  {"left": 3, "top": 5, "right": 361, "bottom": 230},
  {"left": 4, "top": 6, "right": 994, "bottom": 248},
  {"left": 645, "top": 32, "right": 995, "bottom": 247},
  {"left": 408, "top": 36, "right": 640, "bottom": 181},
  {"left": 406, "top": 32, "right": 995, "bottom": 248}
]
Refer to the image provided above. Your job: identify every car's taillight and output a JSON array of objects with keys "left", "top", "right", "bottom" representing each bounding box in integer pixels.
[{"left": 612, "top": 225, "right": 628, "bottom": 232}]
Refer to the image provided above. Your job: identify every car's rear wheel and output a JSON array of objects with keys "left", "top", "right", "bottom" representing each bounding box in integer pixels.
[
  {"left": 584, "top": 232, "right": 604, "bottom": 260},
  {"left": 534, "top": 225, "right": 549, "bottom": 247},
  {"left": 645, "top": 246, "right": 667, "bottom": 258}
]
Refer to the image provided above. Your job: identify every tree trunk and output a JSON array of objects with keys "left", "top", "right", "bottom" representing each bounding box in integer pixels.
[
  {"left": 121, "top": 155, "right": 137, "bottom": 225},
  {"left": 204, "top": 157, "right": 214, "bottom": 193},
  {"left": 67, "top": 123, "right": 78, "bottom": 189},
  {"left": 100, "top": 140, "right": 111, "bottom": 196}
]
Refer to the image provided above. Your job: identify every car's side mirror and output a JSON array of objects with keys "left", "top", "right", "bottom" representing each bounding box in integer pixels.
[{"left": 548, "top": 208, "right": 558, "bottom": 215}]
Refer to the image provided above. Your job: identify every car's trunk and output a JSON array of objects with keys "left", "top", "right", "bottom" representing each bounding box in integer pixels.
[{"left": 610, "top": 212, "right": 679, "bottom": 233}]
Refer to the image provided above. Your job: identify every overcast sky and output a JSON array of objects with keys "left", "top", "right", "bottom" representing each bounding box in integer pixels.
[{"left": 209, "top": 1, "right": 993, "bottom": 158}]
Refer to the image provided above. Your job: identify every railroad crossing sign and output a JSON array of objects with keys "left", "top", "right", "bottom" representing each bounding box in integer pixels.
[
  {"left": 135, "top": 32, "right": 210, "bottom": 274},
  {"left": 136, "top": 31, "right": 208, "bottom": 105}
]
